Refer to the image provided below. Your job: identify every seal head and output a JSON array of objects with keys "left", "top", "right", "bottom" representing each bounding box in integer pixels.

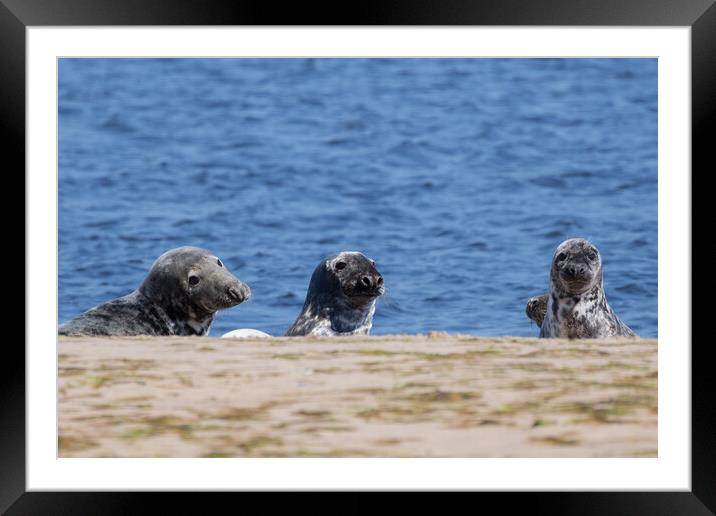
[
  {"left": 549, "top": 238, "right": 602, "bottom": 296},
  {"left": 139, "top": 246, "right": 250, "bottom": 331},
  {"left": 528, "top": 239, "right": 636, "bottom": 339},
  {"left": 286, "top": 251, "right": 384, "bottom": 336},
  {"left": 59, "top": 246, "right": 250, "bottom": 336}
]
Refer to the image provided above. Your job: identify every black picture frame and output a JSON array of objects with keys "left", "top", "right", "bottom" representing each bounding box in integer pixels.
[{"left": 4, "top": 0, "right": 711, "bottom": 512}]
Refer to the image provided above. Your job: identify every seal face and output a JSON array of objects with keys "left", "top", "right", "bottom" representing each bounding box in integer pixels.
[
  {"left": 58, "top": 246, "right": 250, "bottom": 336},
  {"left": 285, "top": 251, "right": 384, "bottom": 336},
  {"left": 527, "top": 239, "right": 636, "bottom": 339}
]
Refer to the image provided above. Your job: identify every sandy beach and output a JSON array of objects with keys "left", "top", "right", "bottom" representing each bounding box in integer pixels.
[{"left": 58, "top": 334, "right": 657, "bottom": 458}]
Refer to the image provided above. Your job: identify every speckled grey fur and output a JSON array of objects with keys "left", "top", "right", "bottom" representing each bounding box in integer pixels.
[
  {"left": 526, "top": 294, "right": 548, "bottom": 328},
  {"left": 527, "top": 239, "right": 636, "bottom": 339},
  {"left": 286, "top": 251, "right": 384, "bottom": 336},
  {"left": 58, "top": 246, "right": 250, "bottom": 336}
]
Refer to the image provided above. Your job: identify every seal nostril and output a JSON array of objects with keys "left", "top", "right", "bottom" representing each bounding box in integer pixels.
[
  {"left": 228, "top": 286, "right": 245, "bottom": 301},
  {"left": 377, "top": 276, "right": 383, "bottom": 286}
]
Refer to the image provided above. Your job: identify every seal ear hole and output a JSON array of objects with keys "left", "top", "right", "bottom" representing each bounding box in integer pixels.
[
  {"left": 216, "top": 258, "right": 223, "bottom": 267},
  {"left": 188, "top": 275, "right": 200, "bottom": 286}
]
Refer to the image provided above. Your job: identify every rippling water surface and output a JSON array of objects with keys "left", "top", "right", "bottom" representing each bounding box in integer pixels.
[{"left": 58, "top": 58, "right": 657, "bottom": 337}]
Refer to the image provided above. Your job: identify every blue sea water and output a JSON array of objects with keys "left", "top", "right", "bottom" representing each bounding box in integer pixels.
[{"left": 58, "top": 58, "right": 658, "bottom": 337}]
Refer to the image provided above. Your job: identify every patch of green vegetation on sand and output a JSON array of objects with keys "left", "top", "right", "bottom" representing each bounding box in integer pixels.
[
  {"left": 294, "top": 409, "right": 333, "bottom": 418},
  {"left": 59, "top": 367, "right": 86, "bottom": 376},
  {"left": 237, "top": 435, "right": 284, "bottom": 454},
  {"left": 399, "top": 390, "right": 479, "bottom": 403},
  {"left": 270, "top": 353, "right": 305, "bottom": 360},
  {"left": 209, "top": 401, "right": 281, "bottom": 422},
  {"left": 557, "top": 393, "right": 656, "bottom": 424},
  {"left": 121, "top": 415, "right": 194, "bottom": 441},
  {"left": 300, "top": 425, "right": 354, "bottom": 434},
  {"left": 59, "top": 435, "right": 99, "bottom": 452},
  {"left": 285, "top": 448, "right": 374, "bottom": 458},
  {"left": 99, "top": 358, "right": 158, "bottom": 371},
  {"left": 529, "top": 434, "right": 581, "bottom": 446}
]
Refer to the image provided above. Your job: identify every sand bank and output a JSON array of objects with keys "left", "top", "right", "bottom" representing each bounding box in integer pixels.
[{"left": 58, "top": 334, "right": 657, "bottom": 458}]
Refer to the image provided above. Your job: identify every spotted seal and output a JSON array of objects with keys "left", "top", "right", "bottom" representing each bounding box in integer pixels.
[
  {"left": 285, "top": 251, "right": 384, "bottom": 336},
  {"left": 58, "top": 246, "right": 250, "bottom": 336},
  {"left": 526, "top": 238, "right": 636, "bottom": 339}
]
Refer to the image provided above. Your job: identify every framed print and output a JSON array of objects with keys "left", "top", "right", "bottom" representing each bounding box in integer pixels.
[{"left": 4, "top": 0, "right": 712, "bottom": 512}]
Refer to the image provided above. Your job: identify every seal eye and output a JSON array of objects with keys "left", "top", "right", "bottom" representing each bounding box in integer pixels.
[
  {"left": 335, "top": 261, "right": 347, "bottom": 271},
  {"left": 188, "top": 275, "right": 200, "bottom": 286},
  {"left": 556, "top": 252, "right": 567, "bottom": 262},
  {"left": 586, "top": 251, "right": 597, "bottom": 261},
  {"left": 217, "top": 258, "right": 223, "bottom": 267}
]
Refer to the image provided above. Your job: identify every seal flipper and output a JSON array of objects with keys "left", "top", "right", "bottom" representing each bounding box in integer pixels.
[{"left": 526, "top": 294, "right": 549, "bottom": 328}]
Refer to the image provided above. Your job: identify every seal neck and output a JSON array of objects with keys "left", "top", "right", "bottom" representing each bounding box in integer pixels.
[
  {"left": 137, "top": 285, "right": 215, "bottom": 336},
  {"left": 307, "top": 293, "right": 376, "bottom": 334}
]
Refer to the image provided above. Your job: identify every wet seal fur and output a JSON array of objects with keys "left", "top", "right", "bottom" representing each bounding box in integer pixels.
[
  {"left": 286, "top": 251, "right": 384, "bottom": 336},
  {"left": 527, "top": 238, "right": 636, "bottom": 339},
  {"left": 58, "top": 246, "right": 250, "bottom": 336}
]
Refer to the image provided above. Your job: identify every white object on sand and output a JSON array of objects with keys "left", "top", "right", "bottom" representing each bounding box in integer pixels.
[{"left": 221, "top": 328, "right": 272, "bottom": 339}]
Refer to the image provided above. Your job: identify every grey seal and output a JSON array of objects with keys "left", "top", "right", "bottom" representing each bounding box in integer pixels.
[
  {"left": 526, "top": 238, "right": 636, "bottom": 339},
  {"left": 58, "top": 246, "right": 250, "bottom": 336},
  {"left": 286, "top": 251, "right": 384, "bottom": 336}
]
